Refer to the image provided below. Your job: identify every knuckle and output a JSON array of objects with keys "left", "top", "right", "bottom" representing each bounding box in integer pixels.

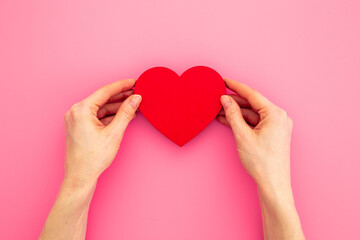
[
  {"left": 250, "top": 88, "right": 261, "bottom": 99},
  {"left": 251, "top": 88, "right": 260, "bottom": 95},
  {"left": 247, "top": 85, "right": 257, "bottom": 93},
  {"left": 69, "top": 102, "right": 86, "bottom": 117},
  {"left": 70, "top": 103, "right": 79, "bottom": 112},
  {"left": 228, "top": 107, "right": 237, "bottom": 116},
  {"left": 267, "top": 106, "right": 289, "bottom": 122},
  {"left": 88, "top": 103, "right": 99, "bottom": 114},
  {"left": 287, "top": 116, "right": 293, "bottom": 127},
  {"left": 228, "top": 106, "right": 238, "bottom": 116},
  {"left": 226, "top": 106, "right": 239, "bottom": 122},
  {"left": 247, "top": 94, "right": 257, "bottom": 105},
  {"left": 281, "top": 110, "right": 288, "bottom": 118},
  {"left": 275, "top": 107, "right": 287, "bottom": 119},
  {"left": 264, "top": 105, "right": 276, "bottom": 115},
  {"left": 120, "top": 106, "right": 134, "bottom": 121},
  {"left": 100, "top": 87, "right": 112, "bottom": 99},
  {"left": 64, "top": 111, "right": 69, "bottom": 122},
  {"left": 287, "top": 115, "right": 293, "bottom": 122}
]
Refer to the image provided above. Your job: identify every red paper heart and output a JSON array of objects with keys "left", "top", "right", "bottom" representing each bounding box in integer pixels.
[{"left": 134, "top": 66, "right": 226, "bottom": 146}]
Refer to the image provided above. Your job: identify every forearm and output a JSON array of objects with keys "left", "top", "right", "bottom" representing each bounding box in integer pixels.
[
  {"left": 39, "top": 178, "right": 97, "bottom": 240},
  {"left": 257, "top": 181, "right": 305, "bottom": 240}
]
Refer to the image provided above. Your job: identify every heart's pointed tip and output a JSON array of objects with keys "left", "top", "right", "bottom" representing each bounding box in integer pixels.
[
  {"left": 172, "top": 139, "right": 190, "bottom": 147},
  {"left": 174, "top": 141, "right": 186, "bottom": 147}
]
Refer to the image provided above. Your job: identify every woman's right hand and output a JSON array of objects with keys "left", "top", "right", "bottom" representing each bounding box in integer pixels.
[
  {"left": 217, "top": 78, "right": 294, "bottom": 195},
  {"left": 217, "top": 77, "right": 305, "bottom": 239}
]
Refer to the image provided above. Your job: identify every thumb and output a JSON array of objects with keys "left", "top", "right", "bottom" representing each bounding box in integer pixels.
[
  {"left": 220, "top": 95, "right": 252, "bottom": 140},
  {"left": 107, "top": 94, "right": 142, "bottom": 135}
]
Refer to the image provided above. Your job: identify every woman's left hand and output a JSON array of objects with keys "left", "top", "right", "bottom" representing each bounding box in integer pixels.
[{"left": 63, "top": 79, "right": 142, "bottom": 187}]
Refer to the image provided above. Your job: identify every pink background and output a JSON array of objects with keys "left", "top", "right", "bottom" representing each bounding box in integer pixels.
[{"left": 1, "top": 0, "right": 359, "bottom": 239}]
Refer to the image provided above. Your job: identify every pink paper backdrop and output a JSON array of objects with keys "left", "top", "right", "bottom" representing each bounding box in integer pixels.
[{"left": 1, "top": 0, "right": 359, "bottom": 239}]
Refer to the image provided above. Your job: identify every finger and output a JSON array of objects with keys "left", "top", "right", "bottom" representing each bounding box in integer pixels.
[
  {"left": 228, "top": 94, "right": 251, "bottom": 108},
  {"left": 100, "top": 115, "right": 115, "bottom": 126},
  {"left": 107, "top": 94, "right": 142, "bottom": 136},
  {"left": 100, "top": 113, "right": 137, "bottom": 126},
  {"left": 216, "top": 116, "right": 230, "bottom": 127},
  {"left": 216, "top": 115, "right": 256, "bottom": 129},
  {"left": 217, "top": 94, "right": 252, "bottom": 110},
  {"left": 97, "top": 102, "right": 122, "bottom": 119},
  {"left": 241, "top": 108, "right": 260, "bottom": 126},
  {"left": 218, "top": 108, "right": 260, "bottom": 126},
  {"left": 224, "top": 78, "right": 272, "bottom": 112},
  {"left": 220, "top": 95, "right": 252, "bottom": 139},
  {"left": 84, "top": 79, "right": 136, "bottom": 108},
  {"left": 217, "top": 93, "right": 252, "bottom": 115},
  {"left": 107, "top": 89, "right": 134, "bottom": 103}
]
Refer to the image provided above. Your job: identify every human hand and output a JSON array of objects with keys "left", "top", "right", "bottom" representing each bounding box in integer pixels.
[
  {"left": 63, "top": 79, "right": 142, "bottom": 187},
  {"left": 217, "top": 78, "right": 293, "bottom": 194}
]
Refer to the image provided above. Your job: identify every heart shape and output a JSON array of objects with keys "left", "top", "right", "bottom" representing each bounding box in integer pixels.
[{"left": 134, "top": 66, "right": 226, "bottom": 146}]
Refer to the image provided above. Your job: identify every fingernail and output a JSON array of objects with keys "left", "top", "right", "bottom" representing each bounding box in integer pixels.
[
  {"left": 221, "top": 95, "right": 231, "bottom": 108},
  {"left": 130, "top": 95, "right": 142, "bottom": 108}
]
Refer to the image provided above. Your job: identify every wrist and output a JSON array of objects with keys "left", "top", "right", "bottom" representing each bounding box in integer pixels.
[
  {"left": 57, "top": 178, "right": 97, "bottom": 208},
  {"left": 62, "top": 176, "right": 98, "bottom": 192},
  {"left": 256, "top": 179, "right": 295, "bottom": 210}
]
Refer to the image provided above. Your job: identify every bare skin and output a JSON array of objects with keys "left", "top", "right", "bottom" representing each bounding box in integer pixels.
[
  {"left": 39, "top": 78, "right": 305, "bottom": 240},
  {"left": 217, "top": 78, "right": 305, "bottom": 240},
  {"left": 39, "top": 79, "right": 142, "bottom": 239}
]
